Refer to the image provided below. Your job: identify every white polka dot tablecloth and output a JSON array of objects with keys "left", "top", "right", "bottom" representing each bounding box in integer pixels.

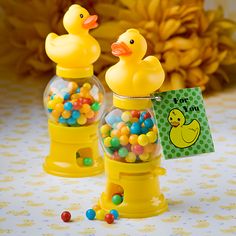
[{"left": 0, "top": 70, "right": 236, "bottom": 236}]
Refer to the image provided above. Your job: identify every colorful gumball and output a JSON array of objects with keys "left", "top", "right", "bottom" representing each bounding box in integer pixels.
[
  {"left": 105, "top": 213, "right": 114, "bottom": 224},
  {"left": 61, "top": 211, "right": 71, "bottom": 222},
  {"left": 130, "top": 122, "right": 141, "bottom": 135},
  {"left": 112, "top": 194, "right": 123, "bottom": 205},
  {"left": 132, "top": 144, "right": 144, "bottom": 155},
  {"left": 118, "top": 147, "right": 128, "bottom": 158},
  {"left": 110, "top": 209, "right": 119, "bottom": 219},
  {"left": 86, "top": 209, "right": 96, "bottom": 220},
  {"left": 137, "top": 134, "right": 149, "bottom": 146},
  {"left": 96, "top": 209, "right": 106, "bottom": 220}
]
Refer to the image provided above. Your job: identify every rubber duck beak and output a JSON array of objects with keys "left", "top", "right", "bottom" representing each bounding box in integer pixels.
[
  {"left": 83, "top": 15, "right": 98, "bottom": 29},
  {"left": 170, "top": 121, "right": 180, "bottom": 127},
  {"left": 111, "top": 42, "right": 132, "bottom": 57}
]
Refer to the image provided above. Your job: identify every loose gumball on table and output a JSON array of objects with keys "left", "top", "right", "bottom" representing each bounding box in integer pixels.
[{"left": 61, "top": 211, "right": 71, "bottom": 222}]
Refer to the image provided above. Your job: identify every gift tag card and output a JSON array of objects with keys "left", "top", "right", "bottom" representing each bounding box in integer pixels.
[{"left": 152, "top": 87, "right": 214, "bottom": 159}]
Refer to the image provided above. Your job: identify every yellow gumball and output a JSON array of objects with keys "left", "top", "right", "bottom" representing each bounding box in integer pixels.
[
  {"left": 100, "top": 124, "right": 111, "bottom": 135},
  {"left": 83, "top": 83, "right": 91, "bottom": 90},
  {"left": 121, "top": 111, "right": 132, "bottom": 122},
  {"left": 139, "top": 153, "right": 150, "bottom": 161},
  {"left": 47, "top": 100, "right": 56, "bottom": 109},
  {"left": 120, "top": 135, "right": 129, "bottom": 145},
  {"left": 77, "top": 114, "right": 87, "bottom": 125},
  {"left": 96, "top": 209, "right": 107, "bottom": 220},
  {"left": 137, "top": 134, "right": 149, "bottom": 146},
  {"left": 53, "top": 95, "right": 64, "bottom": 104},
  {"left": 146, "top": 131, "right": 157, "bottom": 143},
  {"left": 129, "top": 134, "right": 138, "bottom": 145},
  {"left": 125, "top": 152, "right": 136, "bottom": 163},
  {"left": 104, "top": 137, "right": 112, "bottom": 147}
]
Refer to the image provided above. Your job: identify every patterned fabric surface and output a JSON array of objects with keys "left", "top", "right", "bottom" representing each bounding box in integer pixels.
[{"left": 0, "top": 71, "right": 236, "bottom": 236}]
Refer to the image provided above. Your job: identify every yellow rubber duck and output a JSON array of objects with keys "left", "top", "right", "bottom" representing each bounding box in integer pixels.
[
  {"left": 105, "top": 29, "right": 164, "bottom": 97},
  {"left": 45, "top": 4, "right": 100, "bottom": 72},
  {"left": 168, "top": 108, "right": 200, "bottom": 148}
]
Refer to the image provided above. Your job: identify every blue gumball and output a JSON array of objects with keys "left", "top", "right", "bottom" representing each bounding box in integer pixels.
[
  {"left": 63, "top": 92, "right": 70, "bottom": 100},
  {"left": 72, "top": 110, "right": 80, "bottom": 119},
  {"left": 64, "top": 102, "right": 73, "bottom": 111},
  {"left": 110, "top": 209, "right": 119, "bottom": 219},
  {"left": 144, "top": 118, "right": 154, "bottom": 129},
  {"left": 86, "top": 209, "right": 96, "bottom": 220},
  {"left": 130, "top": 122, "right": 141, "bottom": 135},
  {"left": 59, "top": 116, "right": 66, "bottom": 124},
  {"left": 141, "top": 126, "right": 149, "bottom": 134},
  {"left": 67, "top": 117, "right": 76, "bottom": 125}
]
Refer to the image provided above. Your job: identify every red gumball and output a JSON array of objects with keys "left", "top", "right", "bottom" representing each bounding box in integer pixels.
[
  {"left": 105, "top": 213, "right": 115, "bottom": 224},
  {"left": 61, "top": 211, "right": 71, "bottom": 222},
  {"left": 73, "top": 101, "right": 82, "bottom": 110},
  {"left": 83, "top": 98, "right": 92, "bottom": 105},
  {"left": 143, "top": 112, "right": 151, "bottom": 119},
  {"left": 131, "top": 110, "right": 140, "bottom": 118}
]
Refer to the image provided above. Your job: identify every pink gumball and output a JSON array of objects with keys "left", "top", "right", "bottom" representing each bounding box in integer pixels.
[{"left": 131, "top": 144, "right": 144, "bottom": 155}]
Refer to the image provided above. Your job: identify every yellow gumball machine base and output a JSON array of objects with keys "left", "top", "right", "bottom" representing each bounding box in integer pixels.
[
  {"left": 43, "top": 121, "right": 103, "bottom": 177},
  {"left": 99, "top": 155, "right": 168, "bottom": 218}
]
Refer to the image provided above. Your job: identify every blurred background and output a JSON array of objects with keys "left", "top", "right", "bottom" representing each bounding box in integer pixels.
[{"left": 0, "top": 0, "right": 235, "bottom": 93}]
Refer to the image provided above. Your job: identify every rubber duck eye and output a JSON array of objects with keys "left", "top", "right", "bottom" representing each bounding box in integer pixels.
[
  {"left": 177, "top": 118, "right": 180, "bottom": 121},
  {"left": 170, "top": 117, "right": 172, "bottom": 120},
  {"left": 80, "top": 14, "right": 83, "bottom": 18},
  {"left": 130, "top": 39, "right": 134, "bottom": 44}
]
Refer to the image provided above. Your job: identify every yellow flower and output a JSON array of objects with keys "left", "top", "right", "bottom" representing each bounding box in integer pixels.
[
  {"left": 0, "top": 0, "right": 92, "bottom": 79},
  {"left": 92, "top": 0, "right": 236, "bottom": 91},
  {"left": 0, "top": 0, "right": 235, "bottom": 92}
]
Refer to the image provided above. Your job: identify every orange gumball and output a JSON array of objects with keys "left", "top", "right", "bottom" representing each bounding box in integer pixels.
[
  {"left": 68, "top": 81, "right": 78, "bottom": 92},
  {"left": 80, "top": 104, "right": 91, "bottom": 113},
  {"left": 62, "top": 110, "right": 71, "bottom": 119},
  {"left": 110, "top": 129, "right": 121, "bottom": 138},
  {"left": 86, "top": 110, "right": 95, "bottom": 119},
  {"left": 52, "top": 110, "right": 61, "bottom": 119},
  {"left": 54, "top": 103, "right": 64, "bottom": 113},
  {"left": 129, "top": 134, "right": 138, "bottom": 145},
  {"left": 120, "top": 126, "right": 130, "bottom": 135},
  {"left": 120, "top": 135, "right": 129, "bottom": 145}
]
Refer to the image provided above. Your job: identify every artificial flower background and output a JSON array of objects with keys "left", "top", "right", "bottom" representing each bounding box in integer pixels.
[{"left": 0, "top": 0, "right": 235, "bottom": 92}]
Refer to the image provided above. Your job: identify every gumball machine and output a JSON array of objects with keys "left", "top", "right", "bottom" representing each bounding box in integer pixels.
[
  {"left": 43, "top": 4, "right": 105, "bottom": 177},
  {"left": 99, "top": 29, "right": 168, "bottom": 217}
]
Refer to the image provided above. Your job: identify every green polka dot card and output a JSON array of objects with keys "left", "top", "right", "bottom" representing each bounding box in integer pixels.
[{"left": 152, "top": 87, "right": 214, "bottom": 159}]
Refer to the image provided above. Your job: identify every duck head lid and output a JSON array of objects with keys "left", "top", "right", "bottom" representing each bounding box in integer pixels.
[
  {"left": 105, "top": 29, "right": 165, "bottom": 99},
  {"left": 45, "top": 4, "right": 101, "bottom": 78}
]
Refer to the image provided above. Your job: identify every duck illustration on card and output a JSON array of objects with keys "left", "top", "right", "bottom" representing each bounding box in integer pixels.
[
  {"left": 152, "top": 87, "right": 214, "bottom": 159},
  {"left": 168, "top": 108, "right": 200, "bottom": 148}
]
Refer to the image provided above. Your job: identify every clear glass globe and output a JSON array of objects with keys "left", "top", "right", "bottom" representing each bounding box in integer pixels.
[
  {"left": 43, "top": 75, "right": 105, "bottom": 127},
  {"left": 99, "top": 107, "right": 161, "bottom": 163}
]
